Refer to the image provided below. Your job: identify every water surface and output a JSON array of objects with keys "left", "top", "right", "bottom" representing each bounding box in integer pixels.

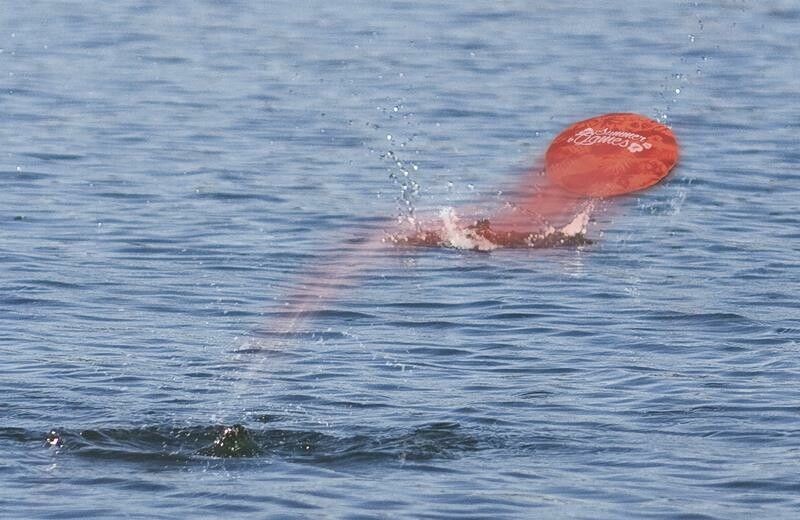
[{"left": 2, "top": 1, "right": 799, "bottom": 518}]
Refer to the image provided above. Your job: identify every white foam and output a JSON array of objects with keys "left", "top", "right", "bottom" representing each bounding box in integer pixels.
[
  {"left": 559, "top": 203, "right": 593, "bottom": 236},
  {"left": 423, "top": 203, "right": 593, "bottom": 251},
  {"left": 438, "top": 207, "right": 497, "bottom": 251}
]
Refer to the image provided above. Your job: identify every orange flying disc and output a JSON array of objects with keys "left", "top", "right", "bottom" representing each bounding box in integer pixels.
[{"left": 545, "top": 113, "right": 679, "bottom": 197}]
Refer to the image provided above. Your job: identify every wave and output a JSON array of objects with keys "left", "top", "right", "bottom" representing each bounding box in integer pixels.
[{"left": 4, "top": 422, "right": 480, "bottom": 464}]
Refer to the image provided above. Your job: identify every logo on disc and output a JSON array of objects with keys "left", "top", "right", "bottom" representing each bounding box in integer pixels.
[{"left": 567, "top": 127, "right": 653, "bottom": 153}]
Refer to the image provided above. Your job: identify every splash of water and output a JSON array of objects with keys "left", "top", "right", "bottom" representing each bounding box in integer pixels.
[
  {"left": 437, "top": 207, "right": 498, "bottom": 251},
  {"left": 391, "top": 203, "right": 594, "bottom": 251}
]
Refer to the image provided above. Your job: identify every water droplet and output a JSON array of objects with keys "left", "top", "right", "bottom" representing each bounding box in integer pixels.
[
  {"left": 688, "top": 34, "right": 696, "bottom": 42},
  {"left": 386, "top": 134, "right": 392, "bottom": 140},
  {"left": 674, "top": 88, "right": 681, "bottom": 94}
]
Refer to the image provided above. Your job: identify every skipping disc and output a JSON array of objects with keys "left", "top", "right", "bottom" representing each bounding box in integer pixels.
[{"left": 545, "top": 113, "right": 679, "bottom": 197}]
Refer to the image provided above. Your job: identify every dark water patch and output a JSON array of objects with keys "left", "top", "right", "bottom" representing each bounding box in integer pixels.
[
  {"left": 483, "top": 312, "right": 549, "bottom": 320},
  {"left": 637, "top": 311, "right": 762, "bottom": 330},
  {"left": 550, "top": 328, "right": 597, "bottom": 338},
  {"left": 2, "top": 169, "right": 53, "bottom": 181},
  {"left": 767, "top": 7, "right": 800, "bottom": 20},
  {"left": 301, "top": 309, "right": 377, "bottom": 321},
  {"left": 109, "top": 244, "right": 195, "bottom": 256},
  {"left": 305, "top": 422, "right": 479, "bottom": 465},
  {"left": 406, "top": 346, "right": 472, "bottom": 357},
  {"left": 15, "top": 278, "right": 82, "bottom": 290},
  {"left": 775, "top": 326, "right": 800, "bottom": 336},
  {"left": 1, "top": 295, "right": 76, "bottom": 308},
  {"left": 94, "top": 191, "right": 160, "bottom": 201},
  {"left": 140, "top": 55, "right": 190, "bottom": 65},
  {"left": 516, "top": 390, "right": 555, "bottom": 399},
  {"left": 704, "top": 478, "right": 800, "bottom": 494},
  {"left": 193, "top": 191, "right": 286, "bottom": 203},
  {"left": 29, "top": 422, "right": 481, "bottom": 466},
  {"left": 380, "top": 299, "right": 504, "bottom": 310},
  {"left": 493, "top": 366, "right": 582, "bottom": 375},
  {"left": 21, "top": 152, "right": 85, "bottom": 161},
  {"left": 386, "top": 319, "right": 465, "bottom": 330},
  {"left": 0, "top": 427, "right": 31, "bottom": 443},
  {"left": 325, "top": 400, "right": 395, "bottom": 410}
]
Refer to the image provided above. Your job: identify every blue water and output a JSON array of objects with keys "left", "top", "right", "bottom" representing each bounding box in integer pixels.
[{"left": 2, "top": 1, "right": 800, "bottom": 518}]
